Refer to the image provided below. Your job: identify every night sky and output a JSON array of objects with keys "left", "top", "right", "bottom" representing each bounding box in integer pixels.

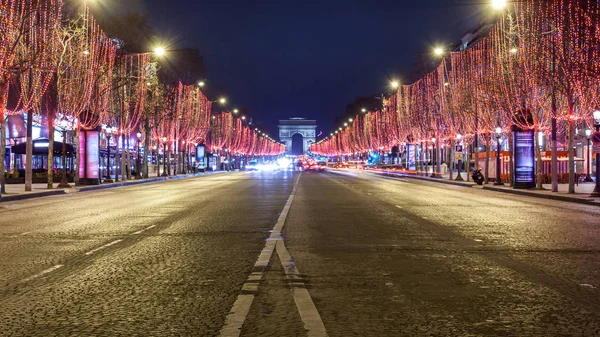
[{"left": 94, "top": 0, "right": 488, "bottom": 136}]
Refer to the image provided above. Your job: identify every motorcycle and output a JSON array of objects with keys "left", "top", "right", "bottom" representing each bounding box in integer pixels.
[{"left": 471, "top": 169, "right": 484, "bottom": 185}]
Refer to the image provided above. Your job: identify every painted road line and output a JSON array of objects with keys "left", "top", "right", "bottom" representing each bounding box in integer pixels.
[
  {"left": 85, "top": 239, "right": 123, "bottom": 256},
  {"left": 396, "top": 205, "right": 403, "bottom": 209},
  {"left": 145, "top": 225, "right": 156, "bottom": 230},
  {"left": 132, "top": 229, "right": 145, "bottom": 235},
  {"left": 21, "top": 264, "right": 63, "bottom": 283},
  {"left": 218, "top": 174, "right": 302, "bottom": 337},
  {"left": 276, "top": 240, "right": 327, "bottom": 337}
]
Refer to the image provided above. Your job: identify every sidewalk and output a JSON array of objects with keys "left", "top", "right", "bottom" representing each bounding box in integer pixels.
[
  {"left": 0, "top": 170, "right": 224, "bottom": 202},
  {"left": 367, "top": 169, "right": 600, "bottom": 206}
]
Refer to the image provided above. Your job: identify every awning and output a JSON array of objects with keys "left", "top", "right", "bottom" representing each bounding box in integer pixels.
[{"left": 11, "top": 138, "right": 75, "bottom": 155}]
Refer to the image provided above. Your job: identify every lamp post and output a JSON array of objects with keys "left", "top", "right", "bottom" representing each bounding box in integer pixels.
[
  {"left": 162, "top": 137, "right": 168, "bottom": 177},
  {"left": 591, "top": 110, "right": 600, "bottom": 197},
  {"left": 494, "top": 126, "right": 504, "bottom": 186},
  {"left": 56, "top": 119, "right": 78, "bottom": 188},
  {"left": 455, "top": 134, "right": 464, "bottom": 181},
  {"left": 135, "top": 132, "right": 143, "bottom": 179},
  {"left": 585, "top": 129, "right": 593, "bottom": 182},
  {"left": 102, "top": 125, "right": 115, "bottom": 183}
]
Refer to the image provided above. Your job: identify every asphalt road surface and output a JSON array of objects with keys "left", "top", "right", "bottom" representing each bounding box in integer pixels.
[{"left": 1, "top": 170, "right": 600, "bottom": 336}]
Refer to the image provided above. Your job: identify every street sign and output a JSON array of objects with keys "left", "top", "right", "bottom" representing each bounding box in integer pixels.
[
  {"left": 456, "top": 152, "right": 464, "bottom": 161},
  {"left": 593, "top": 132, "right": 600, "bottom": 154},
  {"left": 455, "top": 145, "right": 463, "bottom": 153}
]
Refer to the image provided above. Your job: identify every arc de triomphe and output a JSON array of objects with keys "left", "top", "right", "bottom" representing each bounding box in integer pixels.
[{"left": 278, "top": 118, "right": 317, "bottom": 155}]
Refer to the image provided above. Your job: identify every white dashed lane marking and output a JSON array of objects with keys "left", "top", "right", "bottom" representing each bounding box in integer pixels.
[
  {"left": 219, "top": 173, "right": 327, "bottom": 337},
  {"left": 85, "top": 239, "right": 123, "bottom": 255},
  {"left": 21, "top": 264, "right": 63, "bottom": 283}
]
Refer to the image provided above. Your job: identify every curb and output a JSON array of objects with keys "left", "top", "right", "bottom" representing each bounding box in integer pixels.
[
  {"left": 334, "top": 169, "right": 600, "bottom": 207},
  {"left": 481, "top": 185, "right": 600, "bottom": 206},
  {"left": 389, "top": 172, "right": 475, "bottom": 188},
  {"left": 77, "top": 177, "right": 168, "bottom": 192},
  {"left": 0, "top": 171, "right": 227, "bottom": 202},
  {"left": 0, "top": 189, "right": 66, "bottom": 202}
]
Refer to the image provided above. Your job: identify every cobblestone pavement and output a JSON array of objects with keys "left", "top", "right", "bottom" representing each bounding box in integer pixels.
[
  {"left": 284, "top": 171, "right": 600, "bottom": 337},
  {"left": 1, "top": 170, "right": 600, "bottom": 336}
]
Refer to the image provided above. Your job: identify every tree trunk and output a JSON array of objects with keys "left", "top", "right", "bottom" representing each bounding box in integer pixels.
[
  {"left": 126, "top": 135, "right": 131, "bottom": 180},
  {"left": 465, "top": 141, "right": 470, "bottom": 182},
  {"left": 25, "top": 110, "right": 33, "bottom": 191},
  {"left": 74, "top": 129, "right": 80, "bottom": 186},
  {"left": 121, "top": 134, "right": 126, "bottom": 181},
  {"left": 448, "top": 140, "right": 454, "bottom": 180},
  {"left": 508, "top": 132, "right": 514, "bottom": 187},
  {"left": 568, "top": 100, "right": 575, "bottom": 193},
  {"left": 0, "top": 105, "right": 6, "bottom": 194},
  {"left": 484, "top": 134, "right": 490, "bottom": 184},
  {"left": 474, "top": 135, "right": 480, "bottom": 174},
  {"left": 551, "top": 117, "right": 558, "bottom": 192},
  {"left": 535, "top": 130, "right": 543, "bottom": 190},
  {"left": 143, "top": 123, "right": 150, "bottom": 178},
  {"left": 47, "top": 109, "right": 54, "bottom": 189}
]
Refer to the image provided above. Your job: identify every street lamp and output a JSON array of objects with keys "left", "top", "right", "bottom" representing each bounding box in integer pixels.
[
  {"left": 584, "top": 129, "right": 594, "bottom": 182},
  {"left": 492, "top": 0, "right": 507, "bottom": 9},
  {"left": 591, "top": 110, "right": 600, "bottom": 197},
  {"left": 153, "top": 47, "right": 166, "bottom": 57},
  {"left": 56, "top": 118, "right": 77, "bottom": 188},
  {"left": 102, "top": 125, "right": 116, "bottom": 183},
  {"left": 494, "top": 126, "right": 504, "bottom": 186},
  {"left": 162, "top": 136, "right": 168, "bottom": 177},
  {"left": 361, "top": 108, "right": 366, "bottom": 113},
  {"left": 135, "top": 132, "right": 143, "bottom": 179},
  {"left": 390, "top": 80, "right": 400, "bottom": 89},
  {"left": 198, "top": 81, "right": 205, "bottom": 87},
  {"left": 455, "top": 133, "right": 464, "bottom": 182},
  {"left": 434, "top": 47, "right": 444, "bottom": 56}
]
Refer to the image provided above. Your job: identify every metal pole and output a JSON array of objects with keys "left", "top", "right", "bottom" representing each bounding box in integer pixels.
[
  {"left": 58, "top": 130, "right": 70, "bottom": 188},
  {"left": 104, "top": 135, "right": 113, "bottom": 183},
  {"left": 494, "top": 135, "right": 504, "bottom": 186},
  {"left": 591, "top": 125, "right": 600, "bottom": 197},
  {"left": 585, "top": 137, "right": 593, "bottom": 182}
]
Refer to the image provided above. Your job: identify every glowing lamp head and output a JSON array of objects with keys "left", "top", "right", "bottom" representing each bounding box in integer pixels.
[
  {"left": 233, "top": 109, "right": 239, "bottom": 113},
  {"left": 361, "top": 108, "right": 366, "bottom": 113},
  {"left": 162, "top": 137, "right": 167, "bottom": 143},
  {"left": 434, "top": 47, "right": 444, "bottom": 56},
  {"left": 390, "top": 81, "right": 400, "bottom": 89},
  {"left": 585, "top": 129, "right": 592, "bottom": 138},
  {"left": 492, "top": 0, "right": 507, "bottom": 9},
  {"left": 456, "top": 134, "right": 462, "bottom": 140},
  {"left": 241, "top": 116, "right": 246, "bottom": 120},
  {"left": 510, "top": 48, "right": 518, "bottom": 54},
  {"left": 495, "top": 126, "right": 502, "bottom": 135},
  {"left": 136, "top": 132, "right": 142, "bottom": 138},
  {"left": 344, "top": 123, "right": 348, "bottom": 127},
  {"left": 349, "top": 118, "right": 353, "bottom": 122},
  {"left": 431, "top": 137, "right": 436, "bottom": 143},
  {"left": 218, "top": 97, "right": 227, "bottom": 104},
  {"left": 198, "top": 81, "right": 205, "bottom": 87},
  {"left": 153, "top": 47, "right": 166, "bottom": 56},
  {"left": 82, "top": 50, "right": 90, "bottom": 55}
]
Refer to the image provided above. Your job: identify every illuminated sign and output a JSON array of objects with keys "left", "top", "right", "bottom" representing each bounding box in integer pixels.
[
  {"left": 86, "top": 131, "right": 99, "bottom": 179},
  {"left": 513, "top": 130, "right": 535, "bottom": 188}
]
